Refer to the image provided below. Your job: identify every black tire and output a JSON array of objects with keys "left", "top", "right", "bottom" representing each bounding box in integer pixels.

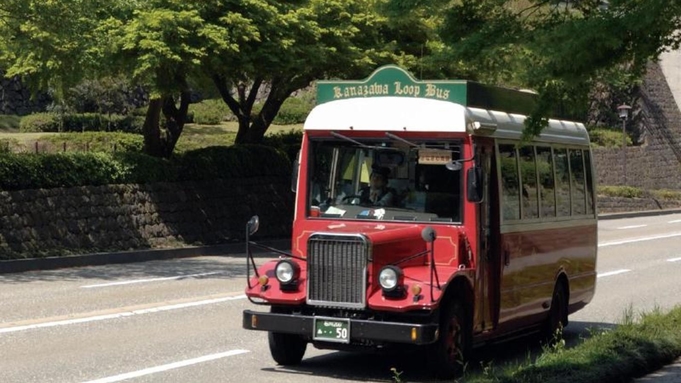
[
  {"left": 268, "top": 331, "right": 307, "bottom": 366},
  {"left": 544, "top": 282, "right": 568, "bottom": 343},
  {"left": 427, "top": 300, "right": 471, "bottom": 380}
]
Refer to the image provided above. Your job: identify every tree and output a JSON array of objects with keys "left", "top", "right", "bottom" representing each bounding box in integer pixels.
[
  {"left": 388, "top": 0, "right": 681, "bottom": 136},
  {"left": 1, "top": 0, "right": 440, "bottom": 156}
]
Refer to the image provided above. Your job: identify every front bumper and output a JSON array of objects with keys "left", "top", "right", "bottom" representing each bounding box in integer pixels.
[{"left": 243, "top": 310, "right": 438, "bottom": 345}]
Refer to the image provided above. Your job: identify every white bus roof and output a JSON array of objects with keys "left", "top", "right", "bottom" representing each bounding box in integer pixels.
[{"left": 303, "top": 96, "right": 590, "bottom": 146}]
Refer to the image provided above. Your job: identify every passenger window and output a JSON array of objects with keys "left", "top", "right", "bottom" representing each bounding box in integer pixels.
[
  {"left": 519, "top": 146, "right": 539, "bottom": 219},
  {"left": 570, "top": 149, "right": 586, "bottom": 215},
  {"left": 584, "top": 150, "right": 595, "bottom": 216},
  {"left": 498, "top": 144, "right": 520, "bottom": 221},
  {"left": 536, "top": 146, "right": 556, "bottom": 218},
  {"left": 554, "top": 148, "right": 571, "bottom": 217}
]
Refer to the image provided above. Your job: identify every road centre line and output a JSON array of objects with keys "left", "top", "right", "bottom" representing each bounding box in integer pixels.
[
  {"left": 0, "top": 294, "right": 246, "bottom": 334},
  {"left": 617, "top": 224, "right": 647, "bottom": 230},
  {"left": 668, "top": 257, "right": 681, "bottom": 262},
  {"left": 80, "top": 272, "right": 221, "bottom": 288},
  {"left": 598, "top": 232, "right": 681, "bottom": 247},
  {"left": 81, "top": 349, "right": 250, "bottom": 383},
  {"left": 597, "top": 269, "right": 631, "bottom": 279}
]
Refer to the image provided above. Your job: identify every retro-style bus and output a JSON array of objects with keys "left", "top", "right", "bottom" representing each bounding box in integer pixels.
[{"left": 242, "top": 65, "right": 597, "bottom": 378}]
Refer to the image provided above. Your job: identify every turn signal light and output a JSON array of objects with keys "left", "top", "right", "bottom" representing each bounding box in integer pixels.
[
  {"left": 411, "top": 327, "right": 417, "bottom": 341},
  {"left": 410, "top": 284, "right": 422, "bottom": 296},
  {"left": 251, "top": 314, "right": 258, "bottom": 328},
  {"left": 258, "top": 275, "right": 269, "bottom": 286}
]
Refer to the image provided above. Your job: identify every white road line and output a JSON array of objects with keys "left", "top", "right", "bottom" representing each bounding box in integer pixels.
[
  {"left": 668, "top": 219, "right": 681, "bottom": 223},
  {"left": 597, "top": 269, "right": 631, "bottom": 279},
  {"left": 81, "top": 349, "right": 250, "bottom": 383},
  {"left": 616, "top": 224, "right": 647, "bottom": 230},
  {"left": 0, "top": 294, "right": 246, "bottom": 334},
  {"left": 668, "top": 257, "right": 681, "bottom": 262},
  {"left": 81, "top": 272, "right": 221, "bottom": 288},
  {"left": 599, "top": 232, "right": 681, "bottom": 247}
]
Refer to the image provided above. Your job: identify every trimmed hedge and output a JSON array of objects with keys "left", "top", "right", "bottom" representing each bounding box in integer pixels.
[
  {"left": 0, "top": 144, "right": 291, "bottom": 191},
  {"left": 20, "top": 113, "right": 144, "bottom": 134}
]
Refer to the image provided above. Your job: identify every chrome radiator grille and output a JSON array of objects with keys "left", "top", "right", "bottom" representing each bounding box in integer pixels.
[{"left": 306, "top": 234, "right": 368, "bottom": 309}]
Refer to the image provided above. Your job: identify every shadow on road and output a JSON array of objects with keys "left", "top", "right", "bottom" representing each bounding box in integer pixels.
[
  {"left": 0, "top": 255, "right": 276, "bottom": 284},
  {"left": 260, "top": 320, "right": 617, "bottom": 382}
]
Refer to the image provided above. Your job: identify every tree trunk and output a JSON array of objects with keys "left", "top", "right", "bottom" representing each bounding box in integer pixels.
[
  {"left": 143, "top": 98, "right": 164, "bottom": 158},
  {"left": 142, "top": 92, "right": 190, "bottom": 158}
]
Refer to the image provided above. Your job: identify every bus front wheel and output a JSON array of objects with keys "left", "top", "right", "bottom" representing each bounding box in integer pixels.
[
  {"left": 427, "top": 300, "right": 471, "bottom": 379},
  {"left": 544, "top": 282, "right": 568, "bottom": 343},
  {"left": 268, "top": 331, "right": 307, "bottom": 365}
]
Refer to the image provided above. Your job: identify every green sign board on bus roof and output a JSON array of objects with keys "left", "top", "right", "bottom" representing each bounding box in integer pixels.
[{"left": 316, "top": 65, "right": 541, "bottom": 118}]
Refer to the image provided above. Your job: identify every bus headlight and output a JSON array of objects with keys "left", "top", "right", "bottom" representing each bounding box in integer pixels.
[
  {"left": 275, "top": 260, "right": 300, "bottom": 285},
  {"left": 379, "top": 266, "right": 404, "bottom": 297}
]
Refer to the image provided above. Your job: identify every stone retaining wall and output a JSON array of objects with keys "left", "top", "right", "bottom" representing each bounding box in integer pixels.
[
  {"left": 0, "top": 71, "right": 51, "bottom": 116},
  {"left": 0, "top": 177, "right": 294, "bottom": 259}
]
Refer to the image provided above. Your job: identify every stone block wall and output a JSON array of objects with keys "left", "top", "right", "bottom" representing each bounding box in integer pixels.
[
  {"left": 0, "top": 177, "right": 294, "bottom": 259},
  {"left": 0, "top": 71, "right": 51, "bottom": 116},
  {"left": 593, "top": 62, "right": 681, "bottom": 190}
]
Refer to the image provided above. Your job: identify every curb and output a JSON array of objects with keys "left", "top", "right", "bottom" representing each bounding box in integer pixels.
[
  {"left": 0, "top": 238, "right": 290, "bottom": 274},
  {"left": 3, "top": 208, "right": 681, "bottom": 274},
  {"left": 597, "top": 208, "right": 681, "bottom": 220}
]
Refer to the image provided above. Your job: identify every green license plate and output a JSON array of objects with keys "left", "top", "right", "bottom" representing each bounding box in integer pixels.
[{"left": 313, "top": 318, "right": 350, "bottom": 343}]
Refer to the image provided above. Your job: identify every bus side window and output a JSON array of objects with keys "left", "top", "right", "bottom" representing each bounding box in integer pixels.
[
  {"left": 584, "top": 150, "right": 595, "bottom": 215},
  {"left": 536, "top": 146, "right": 556, "bottom": 218},
  {"left": 498, "top": 144, "right": 520, "bottom": 221},
  {"left": 519, "top": 146, "right": 539, "bottom": 219},
  {"left": 570, "top": 149, "right": 586, "bottom": 215},
  {"left": 554, "top": 148, "right": 571, "bottom": 217}
]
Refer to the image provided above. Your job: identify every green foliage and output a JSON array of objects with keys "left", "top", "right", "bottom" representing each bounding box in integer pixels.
[
  {"left": 589, "top": 127, "right": 632, "bottom": 148},
  {"left": 597, "top": 185, "right": 644, "bottom": 198},
  {"left": 0, "top": 115, "right": 22, "bottom": 131},
  {"left": 263, "top": 129, "right": 303, "bottom": 164},
  {"left": 41, "top": 132, "right": 144, "bottom": 153},
  {"left": 392, "top": 0, "right": 681, "bottom": 137},
  {"left": 19, "top": 113, "right": 144, "bottom": 134},
  {"left": 272, "top": 97, "right": 314, "bottom": 125},
  {"left": 650, "top": 189, "right": 681, "bottom": 201},
  {"left": 190, "top": 99, "right": 233, "bottom": 125},
  {"left": 0, "top": 144, "right": 290, "bottom": 190},
  {"left": 19, "top": 114, "right": 60, "bottom": 133},
  {"left": 176, "top": 145, "right": 291, "bottom": 181},
  {"left": 64, "top": 76, "right": 142, "bottom": 115},
  {"left": 464, "top": 306, "right": 681, "bottom": 383}
]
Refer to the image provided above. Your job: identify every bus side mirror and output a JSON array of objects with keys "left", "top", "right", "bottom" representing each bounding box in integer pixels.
[
  {"left": 467, "top": 167, "right": 483, "bottom": 203},
  {"left": 291, "top": 151, "right": 300, "bottom": 193}
]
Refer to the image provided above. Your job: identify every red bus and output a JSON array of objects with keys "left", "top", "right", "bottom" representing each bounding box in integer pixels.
[{"left": 242, "top": 65, "right": 597, "bottom": 378}]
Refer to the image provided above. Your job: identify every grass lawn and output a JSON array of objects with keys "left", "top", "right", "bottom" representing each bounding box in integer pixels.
[{"left": 0, "top": 121, "right": 303, "bottom": 153}]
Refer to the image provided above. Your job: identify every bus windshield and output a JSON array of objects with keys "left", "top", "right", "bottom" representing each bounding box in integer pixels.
[{"left": 307, "top": 138, "right": 463, "bottom": 223}]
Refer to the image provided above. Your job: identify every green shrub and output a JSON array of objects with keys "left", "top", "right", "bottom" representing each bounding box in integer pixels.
[
  {"left": 0, "top": 143, "right": 291, "bottom": 190},
  {"left": 20, "top": 113, "right": 60, "bottom": 132},
  {"left": 650, "top": 189, "right": 681, "bottom": 201},
  {"left": 190, "top": 99, "right": 232, "bottom": 125},
  {"left": 41, "top": 132, "right": 144, "bottom": 153},
  {"left": 597, "top": 185, "right": 644, "bottom": 198},
  {"left": 251, "top": 96, "right": 314, "bottom": 125},
  {"left": 0, "top": 114, "right": 21, "bottom": 131},
  {"left": 176, "top": 144, "right": 291, "bottom": 181},
  {"left": 273, "top": 97, "right": 313, "bottom": 125},
  {"left": 263, "top": 129, "right": 303, "bottom": 163},
  {"left": 588, "top": 127, "right": 632, "bottom": 148},
  {"left": 19, "top": 113, "right": 144, "bottom": 133}
]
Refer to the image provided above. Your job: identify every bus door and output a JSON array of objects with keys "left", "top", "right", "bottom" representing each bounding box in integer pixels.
[{"left": 473, "top": 138, "right": 500, "bottom": 333}]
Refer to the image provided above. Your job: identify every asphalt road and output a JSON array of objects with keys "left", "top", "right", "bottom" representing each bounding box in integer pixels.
[{"left": 2, "top": 213, "right": 681, "bottom": 383}]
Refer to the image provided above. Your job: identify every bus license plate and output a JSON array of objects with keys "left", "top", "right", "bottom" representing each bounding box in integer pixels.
[{"left": 313, "top": 318, "right": 350, "bottom": 343}]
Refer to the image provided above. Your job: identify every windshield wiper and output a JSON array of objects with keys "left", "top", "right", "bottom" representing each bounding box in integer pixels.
[
  {"left": 385, "top": 132, "right": 418, "bottom": 147},
  {"left": 330, "top": 131, "right": 372, "bottom": 148}
]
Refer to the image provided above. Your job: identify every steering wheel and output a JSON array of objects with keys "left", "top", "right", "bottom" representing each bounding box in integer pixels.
[{"left": 341, "top": 195, "right": 362, "bottom": 203}]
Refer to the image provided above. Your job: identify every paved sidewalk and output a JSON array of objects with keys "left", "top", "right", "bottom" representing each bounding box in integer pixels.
[{"left": 636, "top": 357, "right": 681, "bottom": 383}]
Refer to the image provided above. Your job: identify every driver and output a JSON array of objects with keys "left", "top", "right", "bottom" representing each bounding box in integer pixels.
[{"left": 359, "top": 166, "right": 394, "bottom": 207}]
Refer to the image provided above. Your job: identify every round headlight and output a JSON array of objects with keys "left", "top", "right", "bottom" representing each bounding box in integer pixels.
[
  {"left": 275, "top": 260, "right": 298, "bottom": 284},
  {"left": 379, "top": 266, "right": 399, "bottom": 290}
]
